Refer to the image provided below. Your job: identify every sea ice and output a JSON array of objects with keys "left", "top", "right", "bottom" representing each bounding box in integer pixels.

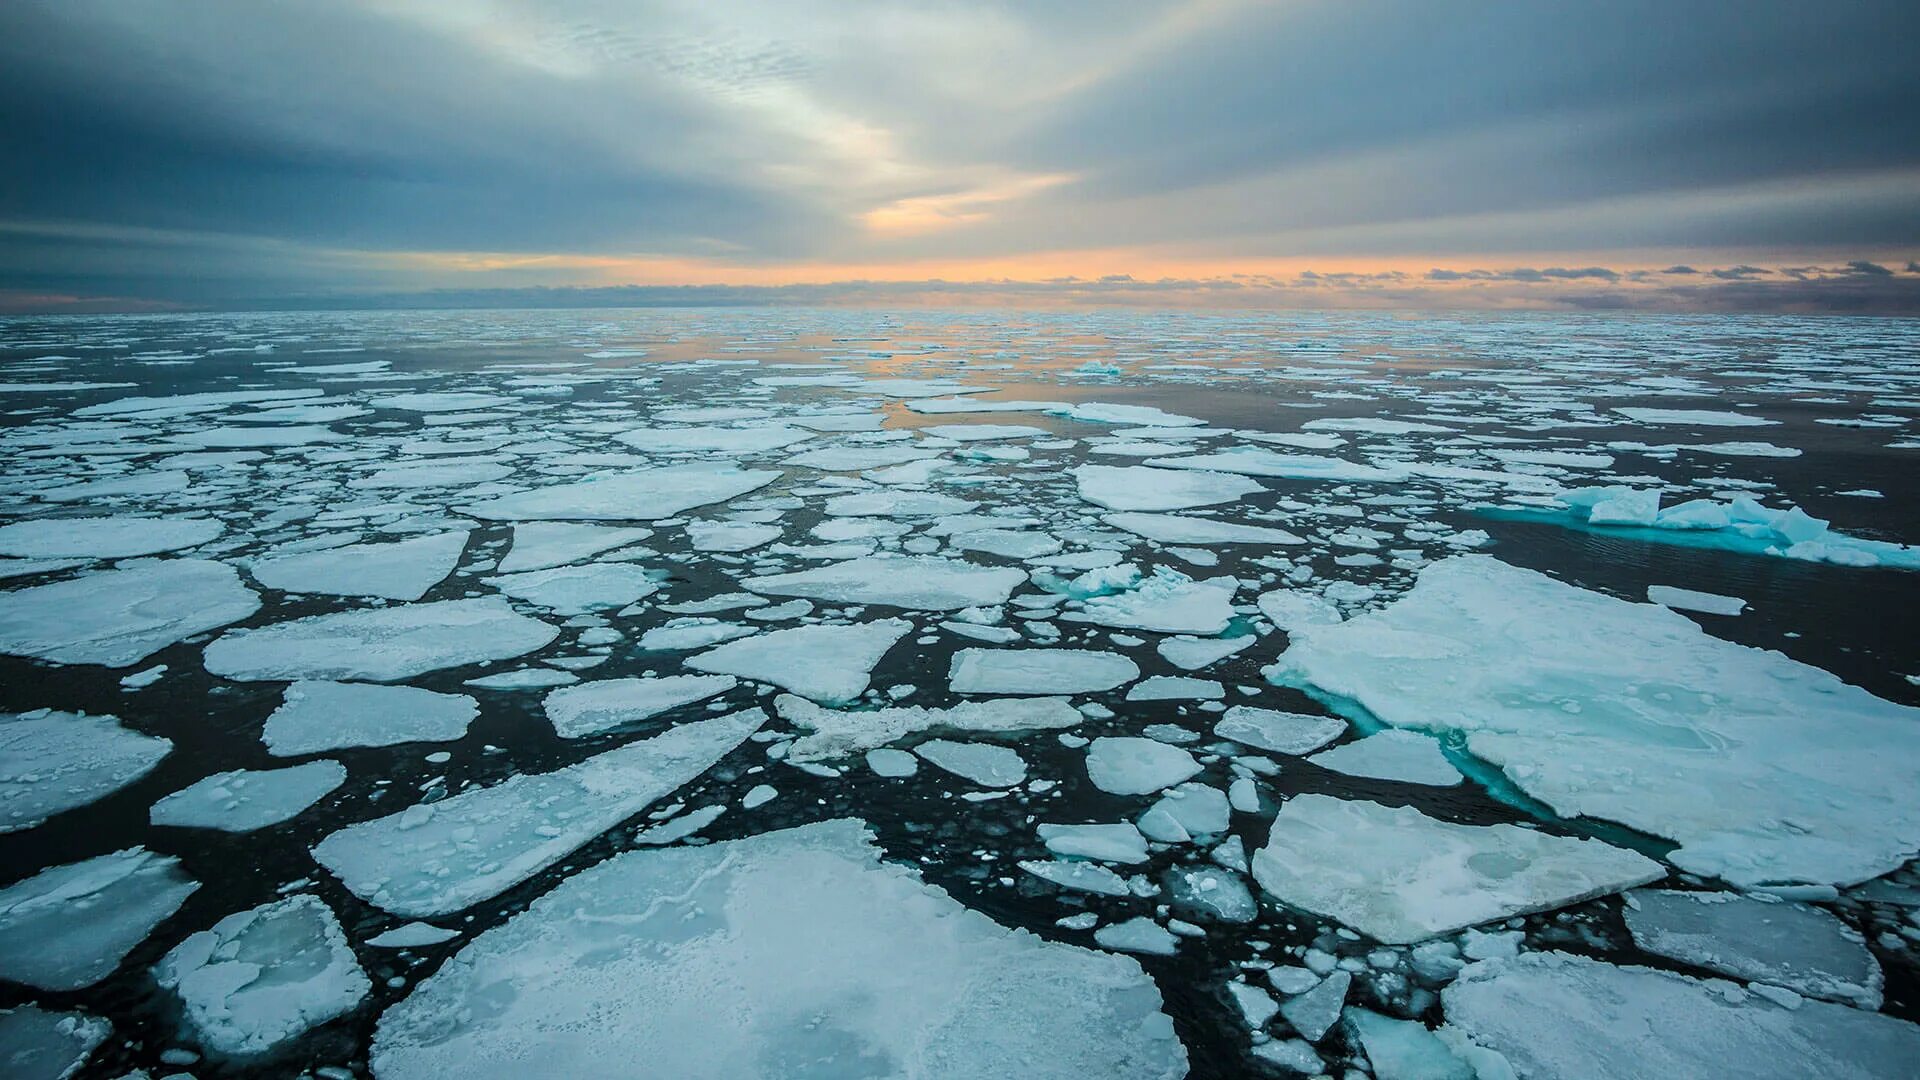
[
  {"left": 614, "top": 425, "right": 812, "bottom": 454},
  {"left": 948, "top": 647, "right": 1140, "bottom": 694},
  {"left": 1341, "top": 1008, "right": 1475, "bottom": 1080},
  {"left": 0, "top": 849, "right": 199, "bottom": 991},
  {"left": 252, "top": 532, "right": 467, "bottom": 601},
  {"left": 0, "top": 1006, "right": 108, "bottom": 1080},
  {"left": 1622, "top": 889, "right": 1882, "bottom": 1007},
  {"left": 686, "top": 619, "right": 910, "bottom": 703},
  {"left": 149, "top": 761, "right": 345, "bottom": 831},
  {"left": 0, "top": 516, "right": 222, "bottom": 558},
  {"left": 483, "top": 562, "right": 658, "bottom": 614},
  {"left": 460, "top": 464, "right": 778, "bottom": 521},
  {"left": 155, "top": 894, "right": 370, "bottom": 1056},
  {"left": 312, "top": 709, "right": 766, "bottom": 917},
  {"left": 368, "top": 820, "right": 1186, "bottom": 1080},
  {"left": 775, "top": 693, "right": 1080, "bottom": 761},
  {"left": 496, "top": 523, "right": 653, "bottom": 572},
  {"left": 1267, "top": 555, "right": 1920, "bottom": 886},
  {"left": 1250, "top": 795, "right": 1663, "bottom": 943},
  {"left": 1073, "top": 465, "right": 1261, "bottom": 512},
  {"left": 1156, "top": 634, "right": 1255, "bottom": 670},
  {"left": 1094, "top": 917, "right": 1180, "bottom": 956},
  {"left": 366, "top": 923, "right": 461, "bottom": 948},
  {"left": 1442, "top": 951, "right": 1920, "bottom": 1079},
  {"left": 1126, "top": 676, "right": 1224, "bottom": 701},
  {"left": 1039, "top": 823, "right": 1150, "bottom": 863},
  {"left": 2, "top": 710, "right": 170, "bottom": 832},
  {"left": 1021, "top": 859, "right": 1131, "bottom": 895},
  {"left": 1307, "top": 731, "right": 1461, "bottom": 786},
  {"left": 1064, "top": 570, "right": 1239, "bottom": 635},
  {"left": 745, "top": 556, "right": 1024, "bottom": 611},
  {"left": 1104, "top": 512, "right": 1304, "bottom": 546},
  {"left": 1084, "top": 737, "right": 1203, "bottom": 796},
  {"left": 542, "top": 676, "right": 737, "bottom": 738},
  {"left": 0, "top": 559, "right": 259, "bottom": 667},
  {"left": 1279, "top": 971, "right": 1350, "bottom": 1042},
  {"left": 1646, "top": 584, "right": 1746, "bottom": 615},
  {"left": 263, "top": 681, "right": 479, "bottom": 755},
  {"left": 914, "top": 739, "right": 1028, "bottom": 786},
  {"left": 1615, "top": 407, "right": 1778, "bottom": 427},
  {"left": 205, "top": 598, "right": 558, "bottom": 682},
  {"left": 684, "top": 520, "right": 782, "bottom": 552}
]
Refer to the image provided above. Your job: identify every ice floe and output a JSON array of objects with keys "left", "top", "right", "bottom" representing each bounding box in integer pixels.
[
  {"left": 1307, "top": 730, "right": 1461, "bottom": 786},
  {"left": 251, "top": 531, "right": 467, "bottom": 601},
  {"left": 149, "top": 761, "right": 346, "bottom": 831},
  {"left": 745, "top": 555, "right": 1024, "bottom": 611},
  {"left": 0, "top": 849, "right": 199, "bottom": 991},
  {"left": 775, "top": 693, "right": 1080, "bottom": 761},
  {"left": 1622, "top": 889, "right": 1882, "bottom": 1007},
  {"left": 496, "top": 523, "right": 653, "bottom": 572},
  {"left": 263, "top": 681, "right": 479, "bottom": 755},
  {"left": 949, "top": 647, "right": 1139, "bottom": 694},
  {"left": 0, "top": 559, "right": 259, "bottom": 667},
  {"left": 0, "top": 516, "right": 222, "bottom": 558},
  {"left": 1073, "top": 465, "right": 1261, "bottom": 511},
  {"left": 205, "top": 598, "right": 558, "bottom": 682},
  {"left": 2, "top": 710, "right": 170, "bottom": 832},
  {"left": 542, "top": 675, "right": 737, "bottom": 738},
  {"left": 460, "top": 464, "right": 778, "bottom": 520},
  {"left": 1084, "top": 737, "right": 1203, "bottom": 796},
  {"left": 686, "top": 620, "right": 910, "bottom": 703}
]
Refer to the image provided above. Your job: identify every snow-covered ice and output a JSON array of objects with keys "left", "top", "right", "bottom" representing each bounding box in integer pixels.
[
  {"left": 1307, "top": 730, "right": 1461, "bottom": 786},
  {"left": 483, "top": 562, "right": 658, "bottom": 614},
  {"left": 1104, "top": 512, "right": 1304, "bottom": 546},
  {"left": 1073, "top": 465, "right": 1261, "bottom": 511},
  {"left": 1251, "top": 795, "right": 1663, "bottom": 943},
  {"left": 497, "top": 523, "right": 653, "bottom": 573},
  {"left": 745, "top": 555, "right": 1024, "bottom": 611},
  {"left": 775, "top": 693, "right": 1080, "bottom": 761},
  {"left": 914, "top": 739, "right": 1028, "bottom": 786},
  {"left": 1212, "top": 706, "right": 1346, "bottom": 755},
  {"left": 1084, "top": 737, "right": 1203, "bottom": 796},
  {"left": 949, "top": 647, "right": 1139, "bottom": 694},
  {"left": 0, "top": 516, "right": 222, "bottom": 558},
  {"left": 251, "top": 531, "right": 467, "bottom": 601},
  {"left": 460, "top": 464, "right": 778, "bottom": 520}
]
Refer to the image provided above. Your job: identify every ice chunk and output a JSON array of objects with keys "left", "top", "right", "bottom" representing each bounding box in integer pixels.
[
  {"left": 1251, "top": 795, "right": 1663, "bottom": 943},
  {"left": 1094, "top": 917, "right": 1180, "bottom": 956},
  {"left": 949, "top": 648, "right": 1140, "bottom": 694},
  {"left": 1213, "top": 706, "right": 1346, "bottom": 755},
  {"left": 460, "top": 464, "right": 778, "bottom": 520},
  {"left": 685, "top": 520, "right": 781, "bottom": 552},
  {"left": 0, "top": 516, "right": 222, "bottom": 558},
  {"left": 542, "top": 676, "right": 737, "bottom": 738},
  {"left": 614, "top": 425, "right": 812, "bottom": 454},
  {"left": 865, "top": 748, "right": 919, "bottom": 777},
  {"left": 636, "top": 618, "right": 755, "bottom": 650},
  {"left": 149, "top": 761, "right": 345, "bottom": 831},
  {"left": 1085, "top": 737, "right": 1202, "bottom": 795},
  {"left": 914, "top": 739, "right": 1028, "bottom": 787},
  {"left": 483, "top": 562, "right": 658, "bottom": 614},
  {"left": 369, "top": 819, "right": 1186, "bottom": 1079},
  {"left": 1166, "top": 867, "right": 1258, "bottom": 923},
  {"left": 1443, "top": 951, "right": 1920, "bottom": 1079},
  {"left": 263, "top": 681, "right": 478, "bottom": 755},
  {"left": 155, "top": 894, "right": 370, "bottom": 1055},
  {"left": 1623, "top": 890, "right": 1881, "bottom": 1007},
  {"left": 775, "top": 693, "right": 1079, "bottom": 761},
  {"left": 1308, "top": 731, "right": 1461, "bottom": 786},
  {"left": 1064, "top": 570, "right": 1239, "bottom": 635},
  {"left": 745, "top": 556, "right": 1024, "bottom": 611},
  {"left": 0, "top": 1005, "right": 108, "bottom": 1080},
  {"left": 366, "top": 922, "right": 461, "bottom": 948},
  {"left": 1020, "top": 859, "right": 1131, "bottom": 895},
  {"left": 1142, "top": 783, "right": 1230, "bottom": 838},
  {"left": 1646, "top": 584, "right": 1746, "bottom": 615},
  {"left": 687, "top": 619, "right": 910, "bottom": 703},
  {"left": 1073, "top": 465, "right": 1260, "bottom": 511},
  {"left": 2, "top": 710, "right": 170, "bottom": 832},
  {"left": 1267, "top": 555, "right": 1920, "bottom": 886},
  {"left": 252, "top": 532, "right": 467, "bottom": 601},
  {"left": 497, "top": 523, "right": 653, "bottom": 573},
  {"left": 1342, "top": 1008, "right": 1475, "bottom": 1080},
  {"left": 205, "top": 598, "right": 557, "bottom": 682},
  {"left": 1255, "top": 589, "right": 1343, "bottom": 629},
  {"left": 1279, "top": 970, "right": 1350, "bottom": 1042},
  {"left": 1156, "top": 634, "right": 1254, "bottom": 670},
  {"left": 823, "top": 490, "right": 974, "bottom": 517},
  {"left": 1615, "top": 407, "right": 1778, "bottom": 427},
  {"left": 312, "top": 709, "right": 766, "bottom": 916},
  {"left": 0, "top": 559, "right": 259, "bottom": 667},
  {"left": 1104, "top": 513, "right": 1304, "bottom": 546},
  {"left": 1147, "top": 447, "right": 1408, "bottom": 483},
  {"left": 0, "top": 849, "right": 199, "bottom": 990},
  {"left": 1126, "top": 676, "right": 1224, "bottom": 701},
  {"left": 1039, "top": 823, "right": 1149, "bottom": 863}
]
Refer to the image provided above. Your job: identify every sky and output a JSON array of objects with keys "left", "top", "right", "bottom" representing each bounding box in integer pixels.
[{"left": 3, "top": 0, "right": 1918, "bottom": 314}]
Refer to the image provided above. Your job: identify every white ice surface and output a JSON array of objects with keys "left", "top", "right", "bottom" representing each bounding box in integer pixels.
[
  {"left": 1073, "top": 465, "right": 1261, "bottom": 512},
  {"left": 0, "top": 849, "right": 199, "bottom": 991},
  {"left": 460, "top": 464, "right": 778, "bottom": 520},
  {"left": 1104, "top": 512, "right": 1304, "bottom": 546},
  {"left": 0, "top": 516, "right": 222, "bottom": 558},
  {"left": 949, "top": 648, "right": 1139, "bottom": 694},
  {"left": 252, "top": 532, "right": 467, "bottom": 601},
  {"left": 482, "top": 562, "right": 658, "bottom": 614},
  {"left": 686, "top": 619, "right": 910, "bottom": 703},
  {"left": 1084, "top": 737, "right": 1203, "bottom": 796},
  {"left": 745, "top": 556, "right": 1024, "bottom": 611},
  {"left": 149, "top": 761, "right": 345, "bottom": 832},
  {"left": 263, "top": 681, "right": 479, "bottom": 755},
  {"left": 497, "top": 523, "right": 653, "bottom": 573},
  {"left": 914, "top": 739, "right": 1028, "bottom": 787},
  {"left": 0, "top": 559, "right": 259, "bottom": 667},
  {"left": 1307, "top": 731, "right": 1462, "bottom": 786},
  {"left": 205, "top": 598, "right": 557, "bottom": 682},
  {"left": 775, "top": 693, "right": 1079, "bottom": 762},
  {"left": 2, "top": 710, "right": 171, "bottom": 832},
  {"left": 542, "top": 675, "right": 737, "bottom": 738}
]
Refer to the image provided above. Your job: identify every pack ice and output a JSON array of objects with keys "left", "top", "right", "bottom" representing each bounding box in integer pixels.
[
  {"left": 262, "top": 682, "right": 480, "bottom": 756},
  {"left": 312, "top": 709, "right": 765, "bottom": 917},
  {"left": 0, "top": 516, "right": 222, "bottom": 558},
  {"left": 204, "top": 598, "right": 558, "bottom": 682},
  {"left": 148, "top": 761, "right": 346, "bottom": 832},
  {"left": 368, "top": 820, "right": 1187, "bottom": 1080},
  {"left": 1267, "top": 556, "right": 1920, "bottom": 887},
  {"left": 0, "top": 559, "right": 259, "bottom": 667}
]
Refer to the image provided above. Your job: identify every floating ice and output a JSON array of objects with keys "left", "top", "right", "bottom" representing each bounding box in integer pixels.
[
  {"left": 252, "top": 532, "right": 467, "bottom": 601},
  {"left": 1020, "top": 859, "right": 1131, "bottom": 895},
  {"left": 616, "top": 424, "right": 812, "bottom": 454},
  {"left": 377, "top": 391, "right": 512, "bottom": 413},
  {"left": 745, "top": 556, "right": 1024, "bottom": 611},
  {"left": 0, "top": 559, "right": 259, "bottom": 667},
  {"left": 1251, "top": 795, "right": 1663, "bottom": 943},
  {"left": 205, "top": 598, "right": 558, "bottom": 682},
  {"left": 155, "top": 894, "right": 370, "bottom": 1056},
  {"left": 1073, "top": 465, "right": 1261, "bottom": 511},
  {"left": 1104, "top": 512, "right": 1304, "bottom": 546},
  {"left": 686, "top": 619, "right": 910, "bottom": 703},
  {"left": 149, "top": 761, "right": 345, "bottom": 831},
  {"left": 1126, "top": 676, "right": 1224, "bottom": 701},
  {"left": 1084, "top": 737, "right": 1203, "bottom": 796},
  {"left": 312, "top": 709, "right": 766, "bottom": 917},
  {"left": 1063, "top": 570, "right": 1239, "bottom": 635},
  {"left": 948, "top": 647, "right": 1140, "bottom": 694},
  {"left": 1646, "top": 584, "right": 1747, "bottom": 615},
  {"left": 542, "top": 676, "right": 737, "bottom": 738},
  {"left": 1268, "top": 556, "right": 1920, "bottom": 886},
  {"left": 483, "top": 562, "right": 658, "bottom": 614},
  {"left": 1615, "top": 407, "right": 1778, "bottom": 427},
  {"left": 460, "top": 464, "right": 778, "bottom": 521},
  {"left": 1307, "top": 731, "right": 1461, "bottom": 786},
  {"left": 685, "top": 520, "right": 782, "bottom": 552},
  {"left": 1, "top": 710, "right": 170, "bottom": 832},
  {"left": 1255, "top": 588, "right": 1344, "bottom": 629},
  {"left": 1443, "top": 951, "right": 1920, "bottom": 1079},
  {"left": 0, "top": 516, "right": 222, "bottom": 558},
  {"left": 920, "top": 423, "right": 1050, "bottom": 441},
  {"left": 1146, "top": 447, "right": 1407, "bottom": 483},
  {"left": 1280, "top": 970, "right": 1351, "bottom": 1042},
  {"left": 1341, "top": 1008, "right": 1475, "bottom": 1080},
  {"left": 366, "top": 922, "right": 461, "bottom": 948},
  {"left": 1156, "top": 634, "right": 1254, "bottom": 670},
  {"left": 1622, "top": 889, "right": 1882, "bottom": 1007},
  {"left": 914, "top": 739, "right": 1028, "bottom": 786},
  {"left": 1039, "top": 823, "right": 1150, "bottom": 863},
  {"left": 823, "top": 490, "right": 973, "bottom": 517},
  {"left": 0, "top": 849, "right": 199, "bottom": 991},
  {"left": 1139, "top": 783, "right": 1230, "bottom": 841},
  {"left": 263, "top": 681, "right": 479, "bottom": 755},
  {"left": 775, "top": 693, "right": 1079, "bottom": 761},
  {"left": 368, "top": 820, "right": 1186, "bottom": 1080},
  {"left": 1166, "top": 867, "right": 1257, "bottom": 923},
  {"left": 497, "top": 523, "right": 653, "bottom": 573},
  {"left": 865, "top": 748, "right": 919, "bottom": 777},
  {"left": 74, "top": 388, "right": 320, "bottom": 418},
  {"left": 636, "top": 618, "right": 756, "bottom": 650},
  {"left": 0, "top": 1006, "right": 108, "bottom": 1080},
  {"left": 1094, "top": 917, "right": 1180, "bottom": 956}
]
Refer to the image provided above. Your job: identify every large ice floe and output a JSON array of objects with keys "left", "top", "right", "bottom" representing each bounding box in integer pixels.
[
  {"left": 687, "top": 620, "right": 910, "bottom": 702},
  {"left": 459, "top": 463, "right": 779, "bottom": 520},
  {"left": 0, "top": 848, "right": 199, "bottom": 991},
  {"left": 368, "top": 820, "right": 1187, "bottom": 1080},
  {"left": 1073, "top": 464, "right": 1261, "bottom": 511},
  {"left": 775, "top": 693, "right": 1080, "bottom": 761},
  {"left": 1537, "top": 489, "right": 1920, "bottom": 570},
  {"left": 0, "top": 559, "right": 260, "bottom": 667},
  {"left": 1267, "top": 555, "right": 1920, "bottom": 887},
  {"left": 148, "top": 761, "right": 346, "bottom": 831},
  {"left": 1, "top": 710, "right": 170, "bottom": 832},
  {"left": 0, "top": 516, "right": 222, "bottom": 558},
  {"left": 155, "top": 894, "right": 370, "bottom": 1056},
  {"left": 205, "top": 598, "right": 558, "bottom": 681},
  {"left": 0, "top": 1005, "right": 109, "bottom": 1080},
  {"left": 1443, "top": 951, "right": 1920, "bottom": 1078},
  {"left": 948, "top": 647, "right": 1139, "bottom": 694},
  {"left": 249, "top": 532, "right": 467, "bottom": 601},
  {"left": 1622, "top": 889, "right": 1883, "bottom": 1008},
  {"left": 1251, "top": 795, "right": 1664, "bottom": 943},
  {"left": 745, "top": 555, "right": 1025, "bottom": 610},
  {"left": 541, "top": 675, "right": 737, "bottom": 738},
  {"left": 262, "top": 681, "right": 479, "bottom": 755},
  {"left": 312, "top": 709, "right": 765, "bottom": 917}
]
